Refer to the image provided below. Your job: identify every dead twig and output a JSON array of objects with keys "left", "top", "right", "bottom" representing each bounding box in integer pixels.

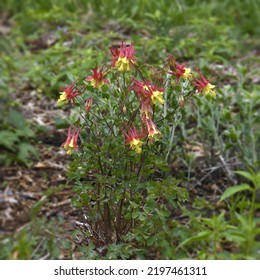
[{"left": 218, "top": 155, "right": 238, "bottom": 185}]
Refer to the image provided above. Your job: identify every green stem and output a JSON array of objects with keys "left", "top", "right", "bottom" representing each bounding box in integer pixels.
[
  {"left": 250, "top": 188, "right": 256, "bottom": 226},
  {"left": 133, "top": 63, "right": 146, "bottom": 82},
  {"left": 95, "top": 102, "right": 116, "bottom": 137},
  {"left": 137, "top": 138, "right": 149, "bottom": 182}
]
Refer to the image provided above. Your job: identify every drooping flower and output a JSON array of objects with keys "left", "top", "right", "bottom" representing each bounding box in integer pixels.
[
  {"left": 120, "top": 125, "right": 144, "bottom": 154},
  {"left": 144, "top": 118, "right": 160, "bottom": 140},
  {"left": 139, "top": 99, "right": 161, "bottom": 140},
  {"left": 131, "top": 79, "right": 165, "bottom": 105},
  {"left": 141, "top": 99, "right": 152, "bottom": 122},
  {"left": 61, "top": 126, "right": 80, "bottom": 155},
  {"left": 84, "top": 97, "right": 93, "bottom": 113},
  {"left": 192, "top": 72, "right": 216, "bottom": 97},
  {"left": 85, "top": 66, "right": 109, "bottom": 88},
  {"left": 110, "top": 42, "right": 136, "bottom": 71},
  {"left": 57, "top": 82, "right": 81, "bottom": 106},
  {"left": 169, "top": 62, "right": 192, "bottom": 82}
]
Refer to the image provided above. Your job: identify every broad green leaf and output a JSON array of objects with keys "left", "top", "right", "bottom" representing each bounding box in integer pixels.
[
  {"left": 220, "top": 184, "right": 252, "bottom": 201},
  {"left": 178, "top": 231, "right": 211, "bottom": 248},
  {"left": 235, "top": 171, "right": 254, "bottom": 183}
]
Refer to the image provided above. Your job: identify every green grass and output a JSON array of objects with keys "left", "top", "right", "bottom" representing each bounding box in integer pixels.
[{"left": 0, "top": 0, "right": 259, "bottom": 259}]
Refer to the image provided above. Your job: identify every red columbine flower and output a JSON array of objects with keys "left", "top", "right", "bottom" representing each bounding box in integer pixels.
[
  {"left": 58, "top": 82, "right": 81, "bottom": 106},
  {"left": 141, "top": 100, "right": 152, "bottom": 122},
  {"left": 85, "top": 66, "right": 109, "bottom": 88},
  {"left": 192, "top": 72, "right": 216, "bottom": 97},
  {"left": 61, "top": 126, "right": 80, "bottom": 155},
  {"left": 140, "top": 100, "right": 161, "bottom": 140},
  {"left": 144, "top": 118, "right": 160, "bottom": 140},
  {"left": 110, "top": 42, "right": 136, "bottom": 71},
  {"left": 170, "top": 62, "right": 192, "bottom": 83},
  {"left": 132, "top": 79, "right": 165, "bottom": 105},
  {"left": 120, "top": 125, "right": 144, "bottom": 154}
]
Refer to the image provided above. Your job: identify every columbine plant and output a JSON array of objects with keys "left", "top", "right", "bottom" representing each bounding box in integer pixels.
[{"left": 58, "top": 42, "right": 216, "bottom": 251}]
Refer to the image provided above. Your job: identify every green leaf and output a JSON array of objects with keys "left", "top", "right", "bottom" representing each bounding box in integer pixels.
[
  {"left": 17, "top": 142, "right": 38, "bottom": 164},
  {"left": 235, "top": 212, "right": 250, "bottom": 230},
  {"left": 177, "top": 231, "right": 211, "bottom": 248},
  {"left": 226, "top": 232, "right": 246, "bottom": 243},
  {"left": 220, "top": 184, "right": 252, "bottom": 201},
  {"left": 8, "top": 109, "right": 26, "bottom": 129},
  {"left": 0, "top": 130, "right": 18, "bottom": 150},
  {"left": 254, "top": 228, "right": 260, "bottom": 234},
  {"left": 256, "top": 172, "right": 260, "bottom": 189},
  {"left": 16, "top": 127, "right": 35, "bottom": 138},
  {"left": 235, "top": 171, "right": 255, "bottom": 183}
]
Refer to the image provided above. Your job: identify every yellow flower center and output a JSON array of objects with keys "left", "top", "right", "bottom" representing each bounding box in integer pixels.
[
  {"left": 63, "top": 139, "right": 75, "bottom": 155},
  {"left": 68, "top": 139, "right": 74, "bottom": 148},
  {"left": 203, "top": 83, "right": 216, "bottom": 97},
  {"left": 147, "top": 122, "right": 161, "bottom": 139},
  {"left": 115, "top": 57, "right": 131, "bottom": 71},
  {"left": 90, "top": 78, "right": 103, "bottom": 88},
  {"left": 57, "top": 92, "right": 67, "bottom": 106},
  {"left": 66, "top": 147, "right": 74, "bottom": 155},
  {"left": 183, "top": 68, "right": 192, "bottom": 79},
  {"left": 90, "top": 79, "right": 96, "bottom": 87},
  {"left": 148, "top": 128, "right": 160, "bottom": 139},
  {"left": 129, "top": 138, "right": 143, "bottom": 154},
  {"left": 151, "top": 90, "right": 164, "bottom": 104}
]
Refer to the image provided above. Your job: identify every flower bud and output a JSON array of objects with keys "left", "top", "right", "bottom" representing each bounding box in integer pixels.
[
  {"left": 85, "top": 97, "right": 93, "bottom": 113},
  {"left": 178, "top": 95, "right": 185, "bottom": 108}
]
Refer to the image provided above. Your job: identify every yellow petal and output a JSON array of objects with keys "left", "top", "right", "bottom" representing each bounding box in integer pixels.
[
  {"left": 90, "top": 79, "right": 96, "bottom": 87},
  {"left": 208, "top": 83, "right": 215, "bottom": 89},
  {"left": 151, "top": 91, "right": 164, "bottom": 104},
  {"left": 203, "top": 83, "right": 216, "bottom": 97},
  {"left": 130, "top": 138, "right": 143, "bottom": 154},
  {"left": 66, "top": 147, "right": 73, "bottom": 155},
  {"left": 68, "top": 139, "right": 74, "bottom": 148},
  {"left": 115, "top": 57, "right": 131, "bottom": 71},
  {"left": 57, "top": 92, "right": 67, "bottom": 105},
  {"left": 183, "top": 68, "right": 192, "bottom": 79},
  {"left": 134, "top": 146, "right": 142, "bottom": 154}
]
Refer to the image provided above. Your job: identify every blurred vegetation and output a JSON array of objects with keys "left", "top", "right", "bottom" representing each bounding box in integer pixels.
[{"left": 0, "top": 0, "right": 259, "bottom": 259}]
